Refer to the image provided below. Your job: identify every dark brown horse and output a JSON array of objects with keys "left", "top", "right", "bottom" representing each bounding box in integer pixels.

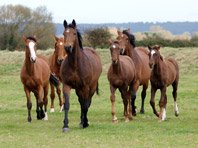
[
  {"left": 148, "top": 45, "right": 179, "bottom": 121},
  {"left": 60, "top": 20, "right": 102, "bottom": 132},
  {"left": 49, "top": 35, "right": 66, "bottom": 112},
  {"left": 116, "top": 29, "right": 151, "bottom": 115},
  {"left": 20, "top": 36, "right": 50, "bottom": 122},
  {"left": 107, "top": 40, "right": 137, "bottom": 122}
]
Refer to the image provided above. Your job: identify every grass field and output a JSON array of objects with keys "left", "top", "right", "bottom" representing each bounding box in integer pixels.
[{"left": 0, "top": 47, "right": 197, "bottom": 148}]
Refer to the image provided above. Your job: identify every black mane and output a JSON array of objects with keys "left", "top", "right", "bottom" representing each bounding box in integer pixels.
[
  {"left": 27, "top": 36, "right": 37, "bottom": 43},
  {"left": 68, "top": 24, "right": 83, "bottom": 49},
  {"left": 122, "top": 30, "right": 136, "bottom": 48}
]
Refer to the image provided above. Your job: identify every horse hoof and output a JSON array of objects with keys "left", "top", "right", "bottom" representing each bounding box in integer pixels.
[
  {"left": 175, "top": 111, "right": 179, "bottom": 117},
  {"left": 140, "top": 110, "right": 145, "bottom": 114},
  {"left": 79, "top": 122, "right": 89, "bottom": 128},
  {"left": 50, "top": 108, "right": 55, "bottom": 113},
  {"left": 62, "top": 127, "right": 70, "bottom": 132},
  {"left": 43, "top": 112, "right": 48, "bottom": 121}
]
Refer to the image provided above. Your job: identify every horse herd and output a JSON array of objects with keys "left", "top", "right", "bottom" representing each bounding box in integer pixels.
[{"left": 20, "top": 19, "right": 179, "bottom": 132}]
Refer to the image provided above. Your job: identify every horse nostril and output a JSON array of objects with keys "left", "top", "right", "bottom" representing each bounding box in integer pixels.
[{"left": 64, "top": 45, "right": 72, "bottom": 53}]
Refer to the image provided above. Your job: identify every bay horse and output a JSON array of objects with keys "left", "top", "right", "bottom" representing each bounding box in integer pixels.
[
  {"left": 49, "top": 35, "right": 66, "bottom": 112},
  {"left": 60, "top": 19, "right": 102, "bottom": 132},
  {"left": 107, "top": 40, "right": 137, "bottom": 122},
  {"left": 116, "top": 29, "right": 151, "bottom": 115},
  {"left": 20, "top": 36, "right": 50, "bottom": 122},
  {"left": 148, "top": 45, "right": 179, "bottom": 121}
]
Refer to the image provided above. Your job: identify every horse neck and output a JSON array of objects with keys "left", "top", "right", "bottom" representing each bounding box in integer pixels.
[
  {"left": 126, "top": 44, "right": 139, "bottom": 62},
  {"left": 112, "top": 59, "right": 121, "bottom": 74},
  {"left": 153, "top": 58, "right": 165, "bottom": 79},
  {"left": 25, "top": 49, "right": 35, "bottom": 75}
]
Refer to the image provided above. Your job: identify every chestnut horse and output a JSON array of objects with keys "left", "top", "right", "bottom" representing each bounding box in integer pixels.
[
  {"left": 117, "top": 29, "right": 151, "bottom": 115},
  {"left": 20, "top": 36, "right": 50, "bottom": 122},
  {"left": 60, "top": 20, "right": 102, "bottom": 132},
  {"left": 107, "top": 40, "right": 137, "bottom": 122},
  {"left": 49, "top": 35, "right": 66, "bottom": 112},
  {"left": 148, "top": 45, "right": 179, "bottom": 121}
]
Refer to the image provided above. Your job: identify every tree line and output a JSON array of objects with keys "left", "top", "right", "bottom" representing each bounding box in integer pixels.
[{"left": 0, "top": 4, "right": 198, "bottom": 51}]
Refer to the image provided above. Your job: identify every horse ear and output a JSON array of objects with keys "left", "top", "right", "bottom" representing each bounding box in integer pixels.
[
  {"left": 156, "top": 45, "right": 161, "bottom": 51},
  {"left": 54, "top": 35, "right": 59, "bottom": 42},
  {"left": 63, "top": 20, "right": 67, "bottom": 28},
  {"left": 108, "top": 39, "right": 113, "bottom": 45},
  {"left": 22, "top": 35, "right": 27, "bottom": 42},
  {"left": 72, "top": 19, "right": 76, "bottom": 28},
  {"left": 127, "top": 28, "right": 131, "bottom": 33},
  {"left": 117, "top": 30, "right": 122, "bottom": 36},
  {"left": 148, "top": 45, "right": 152, "bottom": 51}
]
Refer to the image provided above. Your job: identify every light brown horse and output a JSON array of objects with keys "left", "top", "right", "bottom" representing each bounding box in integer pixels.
[
  {"left": 116, "top": 29, "right": 151, "bottom": 115},
  {"left": 148, "top": 45, "right": 179, "bottom": 121},
  {"left": 107, "top": 40, "right": 137, "bottom": 122},
  {"left": 20, "top": 36, "right": 50, "bottom": 122},
  {"left": 60, "top": 20, "right": 102, "bottom": 132},
  {"left": 49, "top": 35, "right": 66, "bottom": 112}
]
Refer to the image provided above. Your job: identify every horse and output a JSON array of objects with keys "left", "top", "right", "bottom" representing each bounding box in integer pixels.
[
  {"left": 148, "top": 45, "right": 179, "bottom": 121},
  {"left": 60, "top": 19, "right": 102, "bottom": 132},
  {"left": 20, "top": 36, "right": 50, "bottom": 122},
  {"left": 116, "top": 29, "right": 151, "bottom": 115},
  {"left": 48, "top": 35, "right": 66, "bottom": 112},
  {"left": 107, "top": 40, "right": 137, "bottom": 122}
]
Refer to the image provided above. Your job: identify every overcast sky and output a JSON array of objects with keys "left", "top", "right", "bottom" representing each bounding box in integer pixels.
[{"left": 1, "top": 0, "right": 198, "bottom": 23}]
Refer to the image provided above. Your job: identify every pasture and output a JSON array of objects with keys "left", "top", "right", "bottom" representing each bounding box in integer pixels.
[{"left": 0, "top": 47, "right": 197, "bottom": 147}]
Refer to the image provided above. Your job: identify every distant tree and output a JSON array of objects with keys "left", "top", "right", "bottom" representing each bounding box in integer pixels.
[
  {"left": 0, "top": 5, "right": 55, "bottom": 50},
  {"left": 84, "top": 28, "right": 112, "bottom": 48}
]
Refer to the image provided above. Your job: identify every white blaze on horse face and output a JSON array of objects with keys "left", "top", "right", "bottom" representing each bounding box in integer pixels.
[
  {"left": 29, "top": 41, "right": 36, "bottom": 62},
  {"left": 151, "top": 49, "right": 156, "bottom": 58},
  {"left": 59, "top": 42, "right": 63, "bottom": 46},
  {"left": 66, "top": 29, "right": 70, "bottom": 33},
  {"left": 112, "top": 44, "right": 116, "bottom": 49}
]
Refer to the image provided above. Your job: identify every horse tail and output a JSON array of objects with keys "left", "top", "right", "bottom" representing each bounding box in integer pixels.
[
  {"left": 49, "top": 73, "right": 59, "bottom": 87},
  {"left": 96, "top": 82, "right": 100, "bottom": 95}
]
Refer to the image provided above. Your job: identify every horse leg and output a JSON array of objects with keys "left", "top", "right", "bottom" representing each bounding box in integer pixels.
[
  {"left": 150, "top": 86, "right": 159, "bottom": 117},
  {"left": 79, "top": 98, "right": 91, "bottom": 128},
  {"left": 50, "top": 83, "right": 55, "bottom": 112},
  {"left": 120, "top": 88, "right": 130, "bottom": 122},
  {"left": 43, "top": 85, "right": 49, "bottom": 121},
  {"left": 62, "top": 85, "right": 71, "bottom": 132},
  {"left": 56, "top": 85, "right": 64, "bottom": 112},
  {"left": 24, "top": 87, "right": 32, "bottom": 122},
  {"left": 140, "top": 82, "right": 148, "bottom": 114},
  {"left": 172, "top": 81, "right": 179, "bottom": 116},
  {"left": 131, "top": 81, "right": 139, "bottom": 116},
  {"left": 159, "top": 87, "right": 167, "bottom": 121},
  {"left": 110, "top": 85, "right": 117, "bottom": 123},
  {"left": 37, "top": 86, "right": 45, "bottom": 120}
]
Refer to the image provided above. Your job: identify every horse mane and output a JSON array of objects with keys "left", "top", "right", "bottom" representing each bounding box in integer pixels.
[
  {"left": 27, "top": 36, "right": 37, "bottom": 43},
  {"left": 68, "top": 23, "right": 83, "bottom": 49},
  {"left": 122, "top": 30, "right": 136, "bottom": 48}
]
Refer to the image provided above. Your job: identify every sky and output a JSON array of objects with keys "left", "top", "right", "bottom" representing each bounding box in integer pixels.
[{"left": 1, "top": 0, "right": 198, "bottom": 24}]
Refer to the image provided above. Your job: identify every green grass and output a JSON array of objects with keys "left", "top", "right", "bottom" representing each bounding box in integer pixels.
[{"left": 0, "top": 47, "right": 197, "bottom": 148}]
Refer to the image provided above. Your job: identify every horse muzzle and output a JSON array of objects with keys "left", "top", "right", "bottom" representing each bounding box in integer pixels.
[
  {"left": 112, "top": 59, "right": 118, "bottom": 64},
  {"left": 57, "top": 58, "right": 64, "bottom": 65},
  {"left": 30, "top": 57, "right": 36, "bottom": 63}
]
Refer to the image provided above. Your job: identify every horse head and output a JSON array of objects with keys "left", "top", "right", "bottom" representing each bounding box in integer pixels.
[
  {"left": 63, "top": 19, "right": 83, "bottom": 54},
  {"left": 23, "top": 36, "right": 37, "bottom": 63},
  {"left": 148, "top": 45, "right": 162, "bottom": 69},
  {"left": 54, "top": 35, "right": 66, "bottom": 65},
  {"left": 109, "top": 39, "right": 121, "bottom": 64}
]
